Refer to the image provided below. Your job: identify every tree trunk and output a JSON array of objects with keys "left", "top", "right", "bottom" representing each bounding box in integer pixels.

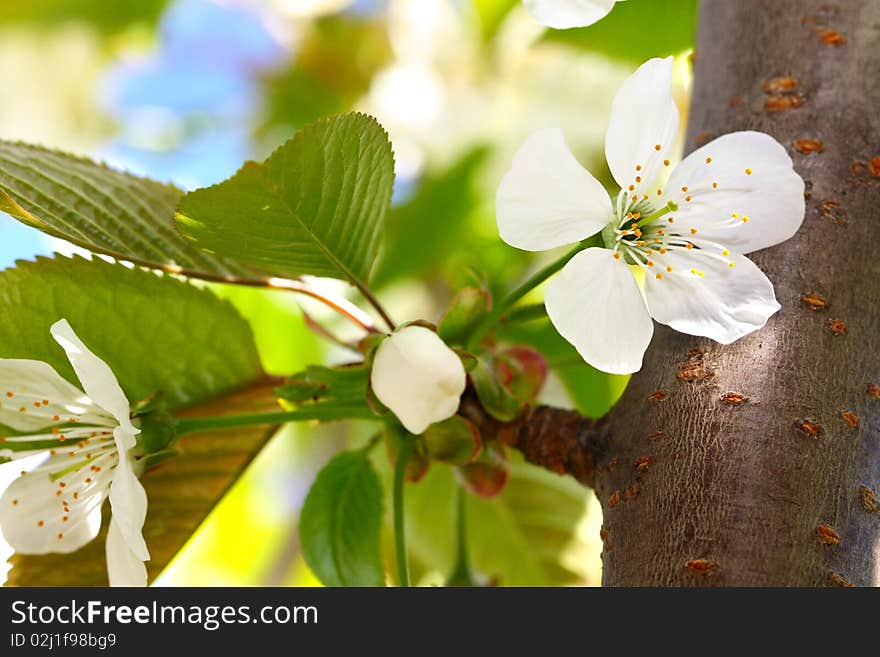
[{"left": 587, "top": 0, "right": 880, "bottom": 586}]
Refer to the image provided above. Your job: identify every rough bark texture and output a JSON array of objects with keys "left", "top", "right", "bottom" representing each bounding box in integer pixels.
[{"left": 589, "top": 0, "right": 880, "bottom": 586}]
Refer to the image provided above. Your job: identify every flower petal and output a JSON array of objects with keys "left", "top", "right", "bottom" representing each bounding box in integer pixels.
[
  {"left": 497, "top": 128, "right": 612, "bottom": 251},
  {"left": 106, "top": 516, "right": 147, "bottom": 587},
  {"left": 370, "top": 326, "right": 467, "bottom": 435},
  {"left": 108, "top": 453, "right": 150, "bottom": 562},
  {"left": 545, "top": 247, "right": 654, "bottom": 374},
  {"left": 50, "top": 319, "right": 138, "bottom": 444},
  {"left": 644, "top": 249, "right": 780, "bottom": 344},
  {"left": 664, "top": 131, "right": 805, "bottom": 254},
  {"left": 522, "top": 0, "right": 617, "bottom": 29},
  {"left": 0, "top": 454, "right": 106, "bottom": 555},
  {"left": 0, "top": 359, "right": 108, "bottom": 432},
  {"left": 605, "top": 56, "right": 679, "bottom": 196}
]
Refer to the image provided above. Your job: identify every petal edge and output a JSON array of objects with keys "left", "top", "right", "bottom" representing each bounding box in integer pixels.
[
  {"left": 497, "top": 129, "right": 612, "bottom": 252},
  {"left": 545, "top": 247, "right": 654, "bottom": 374}
]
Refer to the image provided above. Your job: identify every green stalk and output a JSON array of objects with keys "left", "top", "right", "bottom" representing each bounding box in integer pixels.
[
  {"left": 446, "top": 484, "right": 476, "bottom": 586},
  {"left": 467, "top": 236, "right": 600, "bottom": 349},
  {"left": 393, "top": 437, "right": 412, "bottom": 587},
  {"left": 174, "top": 407, "right": 377, "bottom": 436}
]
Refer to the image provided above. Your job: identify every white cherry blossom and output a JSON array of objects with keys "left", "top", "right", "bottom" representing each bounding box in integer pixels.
[
  {"left": 522, "top": 0, "right": 623, "bottom": 29},
  {"left": 0, "top": 319, "right": 149, "bottom": 586},
  {"left": 370, "top": 326, "right": 466, "bottom": 435},
  {"left": 496, "top": 57, "right": 805, "bottom": 374}
]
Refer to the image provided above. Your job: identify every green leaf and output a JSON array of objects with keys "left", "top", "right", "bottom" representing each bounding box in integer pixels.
[
  {"left": 400, "top": 456, "right": 596, "bottom": 586},
  {"left": 301, "top": 450, "right": 385, "bottom": 587},
  {"left": 274, "top": 364, "right": 377, "bottom": 421},
  {"left": 545, "top": 0, "right": 698, "bottom": 61},
  {"left": 176, "top": 112, "right": 395, "bottom": 285},
  {"left": 467, "top": 456, "right": 596, "bottom": 585},
  {"left": 0, "top": 141, "right": 255, "bottom": 279},
  {"left": 0, "top": 255, "right": 262, "bottom": 411}
]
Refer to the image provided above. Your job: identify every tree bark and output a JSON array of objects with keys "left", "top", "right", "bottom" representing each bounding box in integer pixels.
[{"left": 588, "top": 0, "right": 880, "bottom": 586}]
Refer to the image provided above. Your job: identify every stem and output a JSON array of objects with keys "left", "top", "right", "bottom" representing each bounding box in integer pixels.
[
  {"left": 175, "top": 407, "right": 378, "bottom": 435},
  {"left": 393, "top": 437, "right": 412, "bottom": 587},
  {"left": 446, "top": 484, "right": 475, "bottom": 586},
  {"left": 467, "top": 238, "right": 598, "bottom": 349},
  {"left": 186, "top": 269, "right": 380, "bottom": 334},
  {"left": 503, "top": 303, "right": 548, "bottom": 325},
  {"left": 352, "top": 279, "right": 396, "bottom": 333}
]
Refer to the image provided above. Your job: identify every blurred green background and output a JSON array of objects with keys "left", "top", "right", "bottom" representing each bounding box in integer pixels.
[{"left": 0, "top": 0, "right": 696, "bottom": 586}]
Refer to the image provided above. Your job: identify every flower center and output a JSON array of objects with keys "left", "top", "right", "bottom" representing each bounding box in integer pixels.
[{"left": 602, "top": 189, "right": 739, "bottom": 281}]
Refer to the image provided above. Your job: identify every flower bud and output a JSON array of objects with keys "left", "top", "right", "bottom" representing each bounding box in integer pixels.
[{"left": 370, "top": 325, "right": 466, "bottom": 435}]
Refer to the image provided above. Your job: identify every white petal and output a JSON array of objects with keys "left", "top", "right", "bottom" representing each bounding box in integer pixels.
[
  {"left": 605, "top": 57, "right": 679, "bottom": 196},
  {"left": 0, "top": 455, "right": 106, "bottom": 554},
  {"left": 644, "top": 249, "right": 780, "bottom": 344},
  {"left": 545, "top": 247, "right": 654, "bottom": 374},
  {"left": 664, "top": 131, "right": 805, "bottom": 253},
  {"left": 0, "top": 359, "right": 108, "bottom": 432},
  {"left": 50, "top": 319, "right": 138, "bottom": 443},
  {"left": 522, "top": 0, "right": 617, "bottom": 29},
  {"left": 370, "top": 326, "right": 467, "bottom": 435},
  {"left": 497, "top": 128, "right": 612, "bottom": 251},
  {"left": 108, "top": 453, "right": 150, "bottom": 561},
  {"left": 106, "top": 516, "right": 147, "bottom": 587}
]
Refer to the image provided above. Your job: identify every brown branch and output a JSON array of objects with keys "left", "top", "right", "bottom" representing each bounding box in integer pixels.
[{"left": 459, "top": 391, "right": 606, "bottom": 488}]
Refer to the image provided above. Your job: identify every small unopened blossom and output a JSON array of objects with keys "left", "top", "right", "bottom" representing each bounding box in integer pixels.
[
  {"left": 0, "top": 320, "right": 149, "bottom": 586},
  {"left": 370, "top": 326, "right": 466, "bottom": 435},
  {"left": 496, "top": 57, "right": 805, "bottom": 374},
  {"left": 522, "top": 0, "right": 623, "bottom": 29}
]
